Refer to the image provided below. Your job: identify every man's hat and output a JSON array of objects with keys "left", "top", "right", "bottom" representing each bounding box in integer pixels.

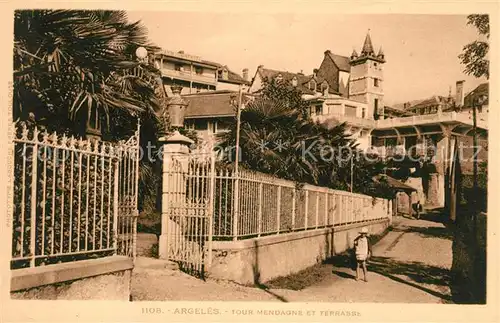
[{"left": 360, "top": 227, "right": 368, "bottom": 234}]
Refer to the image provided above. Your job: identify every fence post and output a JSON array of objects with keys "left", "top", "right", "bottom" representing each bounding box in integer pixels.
[
  {"left": 113, "top": 158, "right": 119, "bottom": 255},
  {"left": 339, "top": 195, "right": 343, "bottom": 225},
  {"left": 304, "top": 190, "right": 309, "bottom": 230},
  {"left": 158, "top": 131, "right": 194, "bottom": 259},
  {"left": 29, "top": 127, "right": 39, "bottom": 267},
  {"left": 233, "top": 172, "right": 239, "bottom": 241},
  {"left": 331, "top": 193, "right": 336, "bottom": 226},
  {"left": 276, "top": 186, "right": 281, "bottom": 234},
  {"left": 315, "top": 192, "right": 319, "bottom": 229},
  {"left": 257, "top": 182, "right": 263, "bottom": 237},
  {"left": 324, "top": 192, "right": 328, "bottom": 227},
  {"left": 291, "top": 188, "right": 296, "bottom": 231},
  {"left": 206, "top": 154, "right": 216, "bottom": 270},
  {"left": 351, "top": 195, "right": 354, "bottom": 223}
]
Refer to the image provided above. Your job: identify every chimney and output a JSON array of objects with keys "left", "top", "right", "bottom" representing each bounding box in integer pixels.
[
  {"left": 178, "top": 50, "right": 185, "bottom": 54},
  {"left": 313, "top": 68, "right": 318, "bottom": 78},
  {"left": 242, "top": 68, "right": 249, "bottom": 81},
  {"left": 258, "top": 65, "right": 264, "bottom": 70},
  {"left": 456, "top": 80, "right": 465, "bottom": 107}
]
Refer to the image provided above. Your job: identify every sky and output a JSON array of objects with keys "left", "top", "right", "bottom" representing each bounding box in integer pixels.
[{"left": 126, "top": 12, "right": 488, "bottom": 105}]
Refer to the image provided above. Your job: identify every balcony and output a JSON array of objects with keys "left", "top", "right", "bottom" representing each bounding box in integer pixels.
[
  {"left": 313, "top": 113, "right": 376, "bottom": 129},
  {"left": 160, "top": 68, "right": 217, "bottom": 86},
  {"left": 376, "top": 111, "right": 488, "bottom": 130}
]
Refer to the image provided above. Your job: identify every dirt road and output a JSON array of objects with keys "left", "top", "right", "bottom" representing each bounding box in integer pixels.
[{"left": 131, "top": 214, "right": 452, "bottom": 303}]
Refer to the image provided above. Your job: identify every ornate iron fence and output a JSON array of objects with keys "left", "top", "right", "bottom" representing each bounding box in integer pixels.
[
  {"left": 10, "top": 122, "right": 139, "bottom": 269},
  {"left": 212, "top": 167, "right": 392, "bottom": 240}
]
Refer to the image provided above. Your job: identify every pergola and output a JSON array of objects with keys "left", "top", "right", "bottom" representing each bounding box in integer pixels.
[{"left": 371, "top": 111, "right": 488, "bottom": 141}]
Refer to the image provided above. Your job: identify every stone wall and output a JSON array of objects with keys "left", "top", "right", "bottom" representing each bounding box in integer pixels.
[
  {"left": 209, "top": 219, "right": 389, "bottom": 285},
  {"left": 10, "top": 256, "right": 133, "bottom": 300},
  {"left": 11, "top": 270, "right": 132, "bottom": 300}
]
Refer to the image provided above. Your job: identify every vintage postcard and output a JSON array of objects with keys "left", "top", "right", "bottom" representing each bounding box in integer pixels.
[{"left": 0, "top": 1, "right": 498, "bottom": 322}]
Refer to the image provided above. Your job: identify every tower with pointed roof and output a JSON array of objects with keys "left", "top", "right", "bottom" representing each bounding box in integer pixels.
[{"left": 348, "top": 31, "right": 386, "bottom": 120}]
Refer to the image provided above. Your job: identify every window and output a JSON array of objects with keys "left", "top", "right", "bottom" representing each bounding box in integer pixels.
[
  {"left": 374, "top": 62, "right": 378, "bottom": 67},
  {"left": 216, "top": 119, "right": 230, "bottom": 133},
  {"left": 195, "top": 66, "right": 203, "bottom": 75},
  {"left": 184, "top": 120, "right": 195, "bottom": 130},
  {"left": 309, "top": 80, "right": 316, "bottom": 90},
  {"left": 374, "top": 78, "right": 379, "bottom": 87},
  {"left": 315, "top": 105, "right": 323, "bottom": 115},
  {"left": 362, "top": 108, "right": 366, "bottom": 118},
  {"left": 374, "top": 99, "right": 379, "bottom": 114},
  {"left": 194, "top": 120, "right": 207, "bottom": 131}
]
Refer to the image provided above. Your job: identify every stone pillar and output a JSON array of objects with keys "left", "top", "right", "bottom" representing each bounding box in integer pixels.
[
  {"left": 437, "top": 127, "right": 451, "bottom": 211},
  {"left": 158, "top": 131, "right": 194, "bottom": 260},
  {"left": 426, "top": 173, "right": 440, "bottom": 207}
]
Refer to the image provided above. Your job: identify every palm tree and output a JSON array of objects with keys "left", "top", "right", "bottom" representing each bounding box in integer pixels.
[
  {"left": 14, "top": 10, "right": 173, "bottom": 212},
  {"left": 218, "top": 96, "right": 361, "bottom": 189},
  {"left": 13, "top": 9, "right": 161, "bottom": 137}
]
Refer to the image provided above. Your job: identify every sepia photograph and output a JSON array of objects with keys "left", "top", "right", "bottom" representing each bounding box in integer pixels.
[{"left": 1, "top": 3, "right": 497, "bottom": 322}]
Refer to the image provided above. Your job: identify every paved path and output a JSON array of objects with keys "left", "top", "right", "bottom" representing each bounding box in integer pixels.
[{"left": 131, "top": 214, "right": 453, "bottom": 303}]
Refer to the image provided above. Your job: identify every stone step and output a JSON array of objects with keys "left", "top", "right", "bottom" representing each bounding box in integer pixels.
[{"left": 134, "top": 256, "right": 179, "bottom": 271}]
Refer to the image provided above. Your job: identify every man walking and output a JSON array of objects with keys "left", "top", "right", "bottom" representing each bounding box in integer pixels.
[{"left": 354, "top": 227, "right": 371, "bottom": 282}]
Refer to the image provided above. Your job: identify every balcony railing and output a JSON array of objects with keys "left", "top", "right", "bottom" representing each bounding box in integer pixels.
[
  {"left": 376, "top": 111, "right": 488, "bottom": 130},
  {"left": 160, "top": 68, "right": 217, "bottom": 86},
  {"left": 313, "top": 113, "right": 376, "bottom": 129}
]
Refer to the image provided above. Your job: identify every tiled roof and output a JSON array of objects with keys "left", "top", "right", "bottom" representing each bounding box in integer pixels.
[
  {"left": 183, "top": 91, "right": 238, "bottom": 118},
  {"left": 408, "top": 96, "right": 441, "bottom": 110},
  {"left": 392, "top": 99, "right": 423, "bottom": 110},
  {"left": 199, "top": 61, "right": 251, "bottom": 85},
  {"left": 372, "top": 174, "right": 417, "bottom": 193},
  {"left": 257, "top": 67, "right": 318, "bottom": 95},
  {"left": 361, "top": 33, "right": 375, "bottom": 56},
  {"left": 398, "top": 96, "right": 451, "bottom": 111},
  {"left": 383, "top": 105, "right": 415, "bottom": 116},
  {"left": 225, "top": 69, "right": 251, "bottom": 85},
  {"left": 326, "top": 52, "right": 351, "bottom": 72},
  {"left": 464, "top": 82, "right": 488, "bottom": 107},
  {"left": 257, "top": 67, "right": 339, "bottom": 95}
]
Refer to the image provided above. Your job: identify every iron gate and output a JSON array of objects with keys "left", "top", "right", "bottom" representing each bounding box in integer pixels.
[
  {"left": 9, "top": 121, "right": 140, "bottom": 269},
  {"left": 165, "top": 153, "right": 215, "bottom": 278},
  {"left": 115, "top": 126, "right": 140, "bottom": 258}
]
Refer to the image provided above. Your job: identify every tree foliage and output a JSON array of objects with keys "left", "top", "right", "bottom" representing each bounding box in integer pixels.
[
  {"left": 13, "top": 10, "right": 194, "bottom": 213},
  {"left": 459, "top": 14, "right": 489, "bottom": 79},
  {"left": 218, "top": 80, "right": 391, "bottom": 197},
  {"left": 258, "top": 77, "right": 311, "bottom": 118},
  {"left": 13, "top": 10, "right": 162, "bottom": 136}
]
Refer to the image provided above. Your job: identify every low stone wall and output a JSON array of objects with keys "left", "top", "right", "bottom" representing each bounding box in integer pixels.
[
  {"left": 10, "top": 256, "right": 133, "bottom": 300},
  {"left": 209, "top": 219, "right": 390, "bottom": 285}
]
